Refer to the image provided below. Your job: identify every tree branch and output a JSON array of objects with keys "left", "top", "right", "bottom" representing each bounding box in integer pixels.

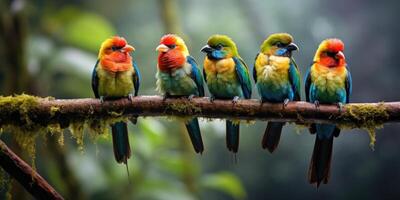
[
  {"left": 0, "top": 139, "right": 64, "bottom": 199},
  {"left": 0, "top": 95, "right": 398, "bottom": 129}
]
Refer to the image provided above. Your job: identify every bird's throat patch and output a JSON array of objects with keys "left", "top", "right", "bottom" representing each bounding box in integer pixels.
[{"left": 100, "top": 53, "right": 132, "bottom": 72}]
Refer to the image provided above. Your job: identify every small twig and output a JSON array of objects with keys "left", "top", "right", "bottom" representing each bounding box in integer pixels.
[{"left": 0, "top": 139, "right": 64, "bottom": 200}]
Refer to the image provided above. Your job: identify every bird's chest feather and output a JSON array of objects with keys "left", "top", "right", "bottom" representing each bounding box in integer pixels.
[
  {"left": 255, "top": 54, "right": 292, "bottom": 101},
  {"left": 156, "top": 63, "right": 197, "bottom": 96},
  {"left": 204, "top": 58, "right": 241, "bottom": 98},
  {"left": 256, "top": 54, "right": 290, "bottom": 86},
  {"left": 97, "top": 66, "right": 134, "bottom": 97},
  {"left": 311, "top": 64, "right": 346, "bottom": 102}
]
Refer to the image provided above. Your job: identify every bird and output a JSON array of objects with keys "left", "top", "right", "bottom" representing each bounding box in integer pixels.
[
  {"left": 305, "top": 38, "right": 352, "bottom": 187},
  {"left": 253, "top": 33, "right": 301, "bottom": 153},
  {"left": 155, "top": 34, "right": 205, "bottom": 154},
  {"left": 91, "top": 36, "right": 141, "bottom": 165},
  {"left": 201, "top": 34, "right": 252, "bottom": 155}
]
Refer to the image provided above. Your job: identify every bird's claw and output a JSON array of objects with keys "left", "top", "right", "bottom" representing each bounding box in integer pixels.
[
  {"left": 100, "top": 96, "right": 105, "bottom": 103},
  {"left": 283, "top": 98, "right": 290, "bottom": 109},
  {"left": 232, "top": 96, "right": 240, "bottom": 104},
  {"left": 163, "top": 93, "right": 169, "bottom": 101},
  {"left": 337, "top": 102, "right": 344, "bottom": 113},
  {"left": 188, "top": 95, "right": 195, "bottom": 101},
  {"left": 209, "top": 96, "right": 215, "bottom": 103},
  {"left": 128, "top": 94, "right": 134, "bottom": 102},
  {"left": 314, "top": 100, "right": 320, "bottom": 110}
]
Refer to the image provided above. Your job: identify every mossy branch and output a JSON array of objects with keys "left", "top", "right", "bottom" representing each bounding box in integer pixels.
[
  {"left": 0, "top": 95, "right": 398, "bottom": 130},
  {"left": 0, "top": 139, "right": 64, "bottom": 199}
]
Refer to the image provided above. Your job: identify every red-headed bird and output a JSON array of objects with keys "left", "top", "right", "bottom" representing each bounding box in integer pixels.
[
  {"left": 92, "top": 36, "right": 141, "bottom": 165},
  {"left": 253, "top": 33, "right": 301, "bottom": 153},
  {"left": 156, "top": 34, "right": 205, "bottom": 154},
  {"left": 305, "top": 38, "right": 352, "bottom": 187},
  {"left": 201, "top": 35, "right": 252, "bottom": 154}
]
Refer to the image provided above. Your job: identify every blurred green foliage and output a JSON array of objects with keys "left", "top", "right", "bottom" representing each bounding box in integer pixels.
[{"left": 1, "top": 0, "right": 400, "bottom": 199}]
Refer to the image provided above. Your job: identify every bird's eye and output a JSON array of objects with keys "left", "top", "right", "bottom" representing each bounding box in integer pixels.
[
  {"left": 276, "top": 42, "right": 283, "bottom": 48},
  {"left": 326, "top": 51, "right": 336, "bottom": 57},
  {"left": 111, "top": 46, "right": 117, "bottom": 51},
  {"left": 216, "top": 44, "right": 223, "bottom": 50},
  {"left": 167, "top": 44, "right": 176, "bottom": 49}
]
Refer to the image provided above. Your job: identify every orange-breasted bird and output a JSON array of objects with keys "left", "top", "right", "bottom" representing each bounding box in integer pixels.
[
  {"left": 305, "top": 38, "right": 352, "bottom": 187},
  {"left": 91, "top": 36, "right": 141, "bottom": 165}
]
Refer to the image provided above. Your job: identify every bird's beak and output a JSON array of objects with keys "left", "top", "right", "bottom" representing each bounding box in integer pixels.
[
  {"left": 156, "top": 44, "right": 169, "bottom": 53},
  {"left": 286, "top": 43, "right": 299, "bottom": 51},
  {"left": 200, "top": 45, "right": 213, "bottom": 53},
  {"left": 335, "top": 51, "right": 345, "bottom": 60},
  {"left": 121, "top": 44, "right": 135, "bottom": 53}
]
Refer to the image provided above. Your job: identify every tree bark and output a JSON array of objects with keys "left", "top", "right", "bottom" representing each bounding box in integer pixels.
[
  {"left": 0, "top": 96, "right": 398, "bottom": 128},
  {"left": 0, "top": 139, "right": 64, "bottom": 199}
]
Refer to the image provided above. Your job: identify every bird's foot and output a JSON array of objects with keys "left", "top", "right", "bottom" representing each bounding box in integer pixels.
[
  {"left": 314, "top": 100, "right": 320, "bottom": 110},
  {"left": 232, "top": 96, "right": 240, "bottom": 104},
  {"left": 188, "top": 94, "right": 195, "bottom": 101},
  {"left": 283, "top": 98, "right": 290, "bottom": 109},
  {"left": 209, "top": 96, "right": 215, "bottom": 103},
  {"left": 163, "top": 93, "right": 170, "bottom": 101},
  {"left": 337, "top": 102, "right": 344, "bottom": 113},
  {"left": 100, "top": 96, "right": 105, "bottom": 103},
  {"left": 128, "top": 94, "right": 134, "bottom": 102}
]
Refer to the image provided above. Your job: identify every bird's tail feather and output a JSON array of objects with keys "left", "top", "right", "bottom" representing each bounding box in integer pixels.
[
  {"left": 111, "top": 121, "right": 131, "bottom": 164},
  {"left": 262, "top": 122, "right": 285, "bottom": 153},
  {"left": 308, "top": 136, "right": 333, "bottom": 187},
  {"left": 226, "top": 120, "right": 240, "bottom": 153},
  {"left": 185, "top": 118, "right": 204, "bottom": 154}
]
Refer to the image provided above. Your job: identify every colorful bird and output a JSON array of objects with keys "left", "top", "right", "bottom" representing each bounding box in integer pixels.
[
  {"left": 305, "top": 38, "right": 352, "bottom": 187},
  {"left": 155, "top": 34, "right": 205, "bottom": 154},
  {"left": 253, "top": 33, "right": 301, "bottom": 153},
  {"left": 201, "top": 35, "right": 252, "bottom": 154},
  {"left": 91, "top": 36, "right": 141, "bottom": 165}
]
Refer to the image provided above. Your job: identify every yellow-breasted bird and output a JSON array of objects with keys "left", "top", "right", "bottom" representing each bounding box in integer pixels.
[
  {"left": 305, "top": 38, "right": 352, "bottom": 187},
  {"left": 201, "top": 35, "right": 252, "bottom": 154},
  {"left": 91, "top": 36, "right": 141, "bottom": 165},
  {"left": 253, "top": 33, "right": 300, "bottom": 153}
]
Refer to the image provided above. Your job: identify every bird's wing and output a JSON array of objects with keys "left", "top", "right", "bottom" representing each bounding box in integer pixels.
[
  {"left": 233, "top": 57, "right": 252, "bottom": 99},
  {"left": 253, "top": 53, "right": 260, "bottom": 83},
  {"left": 91, "top": 60, "right": 100, "bottom": 98},
  {"left": 345, "top": 68, "right": 352, "bottom": 103},
  {"left": 187, "top": 56, "right": 205, "bottom": 97},
  {"left": 289, "top": 58, "right": 301, "bottom": 101},
  {"left": 132, "top": 60, "right": 141, "bottom": 96},
  {"left": 304, "top": 65, "right": 313, "bottom": 103}
]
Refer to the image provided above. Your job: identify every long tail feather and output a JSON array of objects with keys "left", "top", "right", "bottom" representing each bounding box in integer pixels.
[
  {"left": 262, "top": 122, "right": 285, "bottom": 153},
  {"left": 111, "top": 121, "right": 131, "bottom": 164},
  {"left": 184, "top": 118, "right": 204, "bottom": 154},
  {"left": 308, "top": 136, "right": 334, "bottom": 187},
  {"left": 226, "top": 120, "right": 240, "bottom": 153}
]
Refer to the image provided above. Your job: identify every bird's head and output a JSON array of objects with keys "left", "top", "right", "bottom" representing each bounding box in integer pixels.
[
  {"left": 201, "top": 34, "right": 239, "bottom": 60},
  {"left": 98, "top": 36, "right": 135, "bottom": 59},
  {"left": 98, "top": 36, "right": 134, "bottom": 72},
  {"left": 314, "top": 38, "right": 346, "bottom": 68},
  {"left": 156, "top": 34, "right": 189, "bottom": 56},
  {"left": 156, "top": 34, "right": 189, "bottom": 71},
  {"left": 260, "top": 33, "right": 298, "bottom": 57}
]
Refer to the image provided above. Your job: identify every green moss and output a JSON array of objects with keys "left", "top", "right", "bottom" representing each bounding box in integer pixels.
[
  {"left": 338, "top": 103, "right": 389, "bottom": 149},
  {"left": 50, "top": 106, "right": 60, "bottom": 116},
  {"left": 69, "top": 122, "right": 85, "bottom": 153},
  {"left": 0, "top": 94, "right": 39, "bottom": 127},
  {"left": 166, "top": 101, "right": 202, "bottom": 115},
  {"left": 165, "top": 102, "right": 202, "bottom": 123},
  {"left": 294, "top": 124, "right": 308, "bottom": 135},
  {"left": 0, "top": 94, "right": 136, "bottom": 163}
]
